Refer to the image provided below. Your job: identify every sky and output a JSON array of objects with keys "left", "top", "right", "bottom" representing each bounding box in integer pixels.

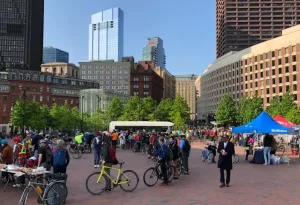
[{"left": 44, "top": 0, "right": 216, "bottom": 76}]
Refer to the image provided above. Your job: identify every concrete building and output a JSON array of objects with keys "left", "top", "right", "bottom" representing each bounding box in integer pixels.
[
  {"left": 175, "top": 74, "right": 198, "bottom": 120},
  {"left": 89, "top": 7, "right": 124, "bottom": 62},
  {"left": 79, "top": 57, "right": 134, "bottom": 96},
  {"left": 195, "top": 76, "right": 201, "bottom": 119},
  {"left": 0, "top": 0, "right": 44, "bottom": 71},
  {"left": 142, "top": 37, "right": 166, "bottom": 68},
  {"left": 154, "top": 67, "right": 176, "bottom": 99},
  {"left": 216, "top": 0, "right": 300, "bottom": 58},
  {"left": 79, "top": 89, "right": 129, "bottom": 116},
  {"left": 43, "top": 47, "right": 69, "bottom": 63},
  {"left": 199, "top": 25, "right": 300, "bottom": 119},
  {"left": 0, "top": 69, "right": 98, "bottom": 133},
  {"left": 130, "top": 61, "right": 164, "bottom": 102},
  {"left": 41, "top": 62, "right": 79, "bottom": 79}
]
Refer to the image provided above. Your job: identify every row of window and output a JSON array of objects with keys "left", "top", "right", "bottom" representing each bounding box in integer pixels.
[
  {"left": 133, "top": 84, "right": 150, "bottom": 89},
  {"left": 81, "top": 64, "right": 130, "bottom": 70},
  {"left": 133, "top": 76, "right": 150, "bottom": 81},
  {"left": 133, "top": 91, "right": 149, "bottom": 97}
]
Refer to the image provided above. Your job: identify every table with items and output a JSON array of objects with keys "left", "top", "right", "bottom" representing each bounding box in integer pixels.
[{"left": 0, "top": 164, "right": 50, "bottom": 192}]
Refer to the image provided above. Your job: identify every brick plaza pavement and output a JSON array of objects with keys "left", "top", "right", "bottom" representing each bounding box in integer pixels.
[{"left": 2, "top": 142, "right": 300, "bottom": 205}]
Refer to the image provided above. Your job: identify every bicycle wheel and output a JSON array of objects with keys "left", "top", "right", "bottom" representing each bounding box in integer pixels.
[
  {"left": 201, "top": 153, "right": 206, "bottom": 162},
  {"left": 85, "top": 172, "right": 108, "bottom": 195},
  {"left": 167, "top": 165, "right": 175, "bottom": 182},
  {"left": 19, "top": 187, "right": 30, "bottom": 205},
  {"left": 207, "top": 153, "right": 213, "bottom": 164},
  {"left": 119, "top": 170, "right": 139, "bottom": 192},
  {"left": 45, "top": 182, "right": 68, "bottom": 205},
  {"left": 176, "top": 161, "right": 182, "bottom": 177},
  {"left": 72, "top": 147, "right": 82, "bottom": 159},
  {"left": 232, "top": 154, "right": 239, "bottom": 163},
  {"left": 143, "top": 167, "right": 159, "bottom": 187}
]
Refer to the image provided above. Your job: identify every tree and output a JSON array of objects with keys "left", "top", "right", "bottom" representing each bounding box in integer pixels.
[
  {"left": 26, "top": 101, "right": 47, "bottom": 130},
  {"left": 215, "top": 94, "right": 236, "bottom": 126},
  {"left": 156, "top": 98, "right": 173, "bottom": 121},
  {"left": 236, "top": 97, "right": 248, "bottom": 124},
  {"left": 266, "top": 96, "right": 281, "bottom": 117},
  {"left": 119, "top": 96, "right": 140, "bottom": 121},
  {"left": 169, "top": 96, "right": 190, "bottom": 130},
  {"left": 267, "top": 92, "right": 297, "bottom": 118},
  {"left": 10, "top": 100, "right": 25, "bottom": 128},
  {"left": 106, "top": 97, "right": 123, "bottom": 122},
  {"left": 141, "top": 97, "right": 155, "bottom": 121},
  {"left": 286, "top": 106, "right": 300, "bottom": 125},
  {"left": 50, "top": 104, "right": 80, "bottom": 131},
  {"left": 89, "top": 109, "right": 108, "bottom": 130}
]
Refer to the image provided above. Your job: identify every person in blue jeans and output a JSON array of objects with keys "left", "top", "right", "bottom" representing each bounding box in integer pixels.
[
  {"left": 93, "top": 134, "right": 102, "bottom": 168},
  {"left": 263, "top": 134, "right": 273, "bottom": 165}
]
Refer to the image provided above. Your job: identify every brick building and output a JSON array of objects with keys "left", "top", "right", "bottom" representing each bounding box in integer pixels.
[
  {"left": 130, "top": 61, "right": 164, "bottom": 102},
  {"left": 0, "top": 69, "right": 98, "bottom": 133}
]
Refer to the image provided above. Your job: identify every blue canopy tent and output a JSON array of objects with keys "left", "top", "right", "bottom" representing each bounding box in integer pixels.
[{"left": 232, "top": 111, "right": 293, "bottom": 134}]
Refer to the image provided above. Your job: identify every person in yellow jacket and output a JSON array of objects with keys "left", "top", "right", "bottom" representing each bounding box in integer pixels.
[{"left": 74, "top": 133, "right": 84, "bottom": 145}]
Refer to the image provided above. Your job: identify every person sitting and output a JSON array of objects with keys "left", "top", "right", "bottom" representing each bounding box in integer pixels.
[
  {"left": 0, "top": 139, "right": 14, "bottom": 183},
  {"left": 207, "top": 137, "right": 217, "bottom": 163}
]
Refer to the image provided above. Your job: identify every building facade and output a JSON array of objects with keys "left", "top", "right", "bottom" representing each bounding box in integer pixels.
[
  {"left": 175, "top": 74, "right": 198, "bottom": 120},
  {"left": 142, "top": 37, "right": 166, "bottom": 68},
  {"left": 43, "top": 47, "right": 69, "bottom": 63},
  {"left": 154, "top": 67, "right": 176, "bottom": 99},
  {"left": 0, "top": 69, "right": 98, "bottom": 133},
  {"left": 195, "top": 76, "right": 201, "bottom": 119},
  {"left": 41, "top": 62, "right": 79, "bottom": 79},
  {"left": 79, "top": 89, "right": 129, "bottom": 116},
  {"left": 216, "top": 0, "right": 300, "bottom": 58},
  {"left": 199, "top": 25, "right": 300, "bottom": 119},
  {"left": 0, "top": 0, "right": 44, "bottom": 71},
  {"left": 89, "top": 7, "right": 124, "bottom": 62},
  {"left": 79, "top": 57, "right": 134, "bottom": 96},
  {"left": 130, "top": 61, "right": 164, "bottom": 102}
]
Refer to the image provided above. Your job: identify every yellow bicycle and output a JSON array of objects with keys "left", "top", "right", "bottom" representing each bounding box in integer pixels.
[{"left": 85, "top": 162, "right": 139, "bottom": 195}]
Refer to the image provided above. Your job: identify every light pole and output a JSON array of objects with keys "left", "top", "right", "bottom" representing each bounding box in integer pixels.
[
  {"left": 80, "top": 95, "right": 85, "bottom": 131},
  {"left": 21, "top": 89, "right": 26, "bottom": 134},
  {"left": 10, "top": 103, "right": 14, "bottom": 136},
  {"left": 96, "top": 95, "right": 101, "bottom": 110}
]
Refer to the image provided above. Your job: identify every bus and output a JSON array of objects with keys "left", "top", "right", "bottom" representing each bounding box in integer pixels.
[{"left": 109, "top": 121, "right": 174, "bottom": 133}]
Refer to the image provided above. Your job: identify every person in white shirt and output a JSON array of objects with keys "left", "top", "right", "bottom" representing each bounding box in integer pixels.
[{"left": 119, "top": 131, "right": 126, "bottom": 149}]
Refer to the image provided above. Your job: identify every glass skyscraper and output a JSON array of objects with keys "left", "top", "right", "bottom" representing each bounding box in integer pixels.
[
  {"left": 0, "top": 0, "right": 44, "bottom": 71},
  {"left": 89, "top": 7, "right": 124, "bottom": 62},
  {"left": 142, "top": 37, "right": 166, "bottom": 68},
  {"left": 43, "top": 46, "right": 69, "bottom": 63}
]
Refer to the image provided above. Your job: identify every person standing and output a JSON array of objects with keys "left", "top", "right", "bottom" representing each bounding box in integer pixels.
[
  {"left": 37, "top": 140, "right": 52, "bottom": 171},
  {"left": 93, "top": 134, "right": 102, "bottom": 168},
  {"left": 217, "top": 135, "right": 235, "bottom": 188},
  {"left": 157, "top": 137, "right": 169, "bottom": 186},
  {"left": 263, "top": 134, "right": 273, "bottom": 165},
  {"left": 111, "top": 131, "right": 118, "bottom": 149},
  {"left": 169, "top": 136, "right": 180, "bottom": 180},
  {"left": 51, "top": 140, "right": 70, "bottom": 174},
  {"left": 0, "top": 139, "right": 13, "bottom": 183},
  {"left": 179, "top": 135, "right": 191, "bottom": 175},
  {"left": 102, "top": 140, "right": 118, "bottom": 191}
]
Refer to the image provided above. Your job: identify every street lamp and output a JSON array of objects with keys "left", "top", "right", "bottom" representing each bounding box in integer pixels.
[
  {"left": 96, "top": 95, "right": 101, "bottom": 110},
  {"left": 80, "top": 95, "right": 85, "bottom": 131},
  {"left": 10, "top": 103, "right": 14, "bottom": 136},
  {"left": 21, "top": 89, "right": 26, "bottom": 134}
]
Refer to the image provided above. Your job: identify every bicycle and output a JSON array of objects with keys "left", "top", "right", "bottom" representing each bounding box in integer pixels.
[
  {"left": 69, "top": 143, "right": 83, "bottom": 159},
  {"left": 19, "top": 173, "right": 67, "bottom": 205},
  {"left": 201, "top": 147, "right": 215, "bottom": 164},
  {"left": 232, "top": 154, "right": 239, "bottom": 163},
  {"left": 143, "top": 159, "right": 175, "bottom": 187},
  {"left": 85, "top": 162, "right": 139, "bottom": 195},
  {"left": 140, "top": 143, "right": 149, "bottom": 155}
]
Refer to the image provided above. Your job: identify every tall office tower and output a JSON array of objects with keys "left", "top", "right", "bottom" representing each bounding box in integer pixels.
[
  {"left": 142, "top": 37, "right": 166, "bottom": 68},
  {"left": 89, "top": 7, "right": 124, "bottom": 62},
  {"left": 43, "top": 47, "right": 69, "bottom": 63},
  {"left": 0, "top": 0, "right": 44, "bottom": 71},
  {"left": 216, "top": 0, "right": 300, "bottom": 58}
]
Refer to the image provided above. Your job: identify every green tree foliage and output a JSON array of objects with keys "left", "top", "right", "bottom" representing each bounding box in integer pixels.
[
  {"left": 237, "top": 96, "right": 263, "bottom": 124},
  {"left": 141, "top": 97, "right": 156, "bottom": 121},
  {"left": 10, "top": 100, "right": 25, "bottom": 128},
  {"left": 89, "top": 109, "right": 108, "bottom": 130},
  {"left": 169, "top": 96, "right": 190, "bottom": 130},
  {"left": 215, "top": 94, "right": 236, "bottom": 126},
  {"left": 267, "top": 92, "right": 297, "bottom": 118},
  {"left": 106, "top": 97, "right": 123, "bottom": 122},
  {"left": 156, "top": 98, "right": 173, "bottom": 121},
  {"left": 286, "top": 106, "right": 300, "bottom": 125},
  {"left": 266, "top": 96, "right": 281, "bottom": 117},
  {"left": 119, "top": 96, "right": 140, "bottom": 121}
]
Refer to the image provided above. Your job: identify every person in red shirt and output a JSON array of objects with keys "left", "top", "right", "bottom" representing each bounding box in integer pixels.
[{"left": 148, "top": 133, "right": 156, "bottom": 158}]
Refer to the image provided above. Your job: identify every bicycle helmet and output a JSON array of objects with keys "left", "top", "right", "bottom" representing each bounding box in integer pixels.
[{"left": 1, "top": 139, "right": 8, "bottom": 144}]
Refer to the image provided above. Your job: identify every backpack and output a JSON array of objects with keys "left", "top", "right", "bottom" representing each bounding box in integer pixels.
[
  {"left": 167, "top": 147, "right": 173, "bottom": 161},
  {"left": 52, "top": 148, "right": 66, "bottom": 166},
  {"left": 45, "top": 147, "right": 52, "bottom": 164},
  {"left": 109, "top": 145, "right": 118, "bottom": 164},
  {"left": 183, "top": 140, "right": 191, "bottom": 153}
]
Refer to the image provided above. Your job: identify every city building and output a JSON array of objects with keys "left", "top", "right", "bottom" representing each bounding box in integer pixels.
[
  {"left": 79, "top": 89, "right": 129, "bottom": 116},
  {"left": 0, "top": 69, "right": 98, "bottom": 133},
  {"left": 41, "top": 62, "right": 80, "bottom": 79},
  {"left": 43, "top": 47, "right": 69, "bottom": 63},
  {"left": 130, "top": 61, "right": 164, "bottom": 102},
  {"left": 199, "top": 25, "right": 300, "bottom": 120},
  {"left": 79, "top": 56, "right": 134, "bottom": 95},
  {"left": 175, "top": 74, "right": 198, "bottom": 120},
  {"left": 216, "top": 0, "right": 300, "bottom": 58},
  {"left": 142, "top": 37, "right": 166, "bottom": 68},
  {"left": 195, "top": 76, "right": 201, "bottom": 119},
  {"left": 89, "top": 7, "right": 124, "bottom": 62},
  {"left": 0, "top": 0, "right": 44, "bottom": 71},
  {"left": 154, "top": 67, "right": 176, "bottom": 99}
]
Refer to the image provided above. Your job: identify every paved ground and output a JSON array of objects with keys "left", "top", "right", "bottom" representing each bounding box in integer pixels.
[{"left": 2, "top": 142, "right": 300, "bottom": 205}]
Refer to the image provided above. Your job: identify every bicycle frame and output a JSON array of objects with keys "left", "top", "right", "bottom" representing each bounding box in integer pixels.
[{"left": 97, "top": 165, "right": 130, "bottom": 185}]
